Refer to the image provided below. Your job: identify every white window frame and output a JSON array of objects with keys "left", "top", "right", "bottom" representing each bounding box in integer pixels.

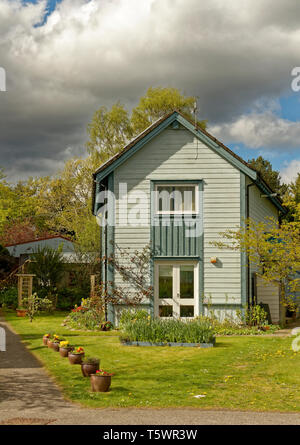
[
  {"left": 155, "top": 183, "right": 199, "bottom": 215},
  {"left": 154, "top": 260, "right": 199, "bottom": 319}
]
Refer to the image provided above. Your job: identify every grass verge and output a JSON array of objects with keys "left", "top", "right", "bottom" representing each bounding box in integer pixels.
[{"left": 3, "top": 310, "right": 300, "bottom": 411}]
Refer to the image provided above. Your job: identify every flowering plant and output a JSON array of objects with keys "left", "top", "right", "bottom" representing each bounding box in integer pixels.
[
  {"left": 60, "top": 341, "right": 69, "bottom": 348},
  {"left": 95, "top": 369, "right": 114, "bottom": 376},
  {"left": 72, "top": 306, "right": 88, "bottom": 313},
  {"left": 44, "top": 333, "right": 51, "bottom": 338},
  {"left": 73, "top": 347, "right": 84, "bottom": 354},
  {"left": 53, "top": 334, "right": 60, "bottom": 341}
]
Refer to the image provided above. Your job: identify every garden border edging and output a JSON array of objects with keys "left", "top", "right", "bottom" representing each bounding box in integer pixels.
[{"left": 121, "top": 340, "right": 215, "bottom": 348}]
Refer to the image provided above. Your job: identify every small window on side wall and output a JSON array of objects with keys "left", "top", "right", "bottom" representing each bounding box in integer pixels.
[{"left": 155, "top": 184, "right": 198, "bottom": 215}]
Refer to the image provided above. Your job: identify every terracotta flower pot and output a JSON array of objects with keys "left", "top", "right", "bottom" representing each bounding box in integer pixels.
[
  {"left": 59, "top": 347, "right": 73, "bottom": 358},
  {"left": 43, "top": 336, "right": 49, "bottom": 346},
  {"left": 81, "top": 361, "right": 100, "bottom": 377},
  {"left": 68, "top": 353, "right": 84, "bottom": 365},
  {"left": 52, "top": 342, "right": 60, "bottom": 352},
  {"left": 47, "top": 340, "right": 54, "bottom": 348},
  {"left": 16, "top": 309, "right": 27, "bottom": 317},
  {"left": 90, "top": 374, "right": 111, "bottom": 392}
]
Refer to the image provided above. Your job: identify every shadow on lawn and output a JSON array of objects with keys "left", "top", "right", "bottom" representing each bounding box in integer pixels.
[{"left": 214, "top": 341, "right": 231, "bottom": 348}]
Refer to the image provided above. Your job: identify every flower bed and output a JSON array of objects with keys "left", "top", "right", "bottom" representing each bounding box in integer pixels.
[
  {"left": 63, "top": 298, "right": 113, "bottom": 331},
  {"left": 121, "top": 340, "right": 215, "bottom": 348},
  {"left": 120, "top": 315, "right": 215, "bottom": 345}
]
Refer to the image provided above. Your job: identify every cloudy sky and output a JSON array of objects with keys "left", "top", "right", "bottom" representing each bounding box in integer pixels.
[{"left": 0, "top": 0, "right": 300, "bottom": 183}]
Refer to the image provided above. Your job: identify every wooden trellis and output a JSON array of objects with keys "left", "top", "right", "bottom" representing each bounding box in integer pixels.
[
  {"left": 90, "top": 274, "right": 100, "bottom": 297},
  {"left": 16, "top": 274, "right": 35, "bottom": 308}
]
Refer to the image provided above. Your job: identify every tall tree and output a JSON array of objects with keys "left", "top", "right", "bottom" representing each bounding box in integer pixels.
[
  {"left": 282, "top": 173, "right": 300, "bottom": 222},
  {"left": 86, "top": 87, "right": 207, "bottom": 165},
  {"left": 211, "top": 217, "right": 300, "bottom": 321},
  {"left": 86, "top": 103, "right": 133, "bottom": 165},
  {"left": 248, "top": 156, "right": 284, "bottom": 194},
  {"left": 131, "top": 87, "right": 206, "bottom": 135}
]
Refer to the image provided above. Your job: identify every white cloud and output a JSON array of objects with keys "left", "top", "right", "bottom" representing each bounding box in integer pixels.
[
  {"left": 280, "top": 159, "right": 300, "bottom": 183},
  {"left": 1, "top": 0, "right": 300, "bottom": 178},
  {"left": 209, "top": 110, "right": 300, "bottom": 151}
]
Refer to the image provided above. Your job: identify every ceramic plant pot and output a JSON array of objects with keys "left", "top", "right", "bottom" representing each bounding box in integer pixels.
[
  {"left": 52, "top": 342, "right": 60, "bottom": 352},
  {"left": 59, "top": 347, "right": 73, "bottom": 358},
  {"left": 68, "top": 353, "right": 84, "bottom": 365},
  {"left": 43, "top": 336, "right": 50, "bottom": 346},
  {"left": 81, "top": 361, "right": 100, "bottom": 377},
  {"left": 90, "top": 374, "right": 111, "bottom": 392},
  {"left": 16, "top": 309, "right": 27, "bottom": 317}
]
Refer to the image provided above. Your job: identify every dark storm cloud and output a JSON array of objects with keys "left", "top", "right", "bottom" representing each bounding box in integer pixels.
[{"left": 0, "top": 0, "right": 300, "bottom": 180}]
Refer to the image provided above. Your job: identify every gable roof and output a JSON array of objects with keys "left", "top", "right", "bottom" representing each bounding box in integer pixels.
[
  {"left": 93, "top": 110, "right": 286, "bottom": 214},
  {"left": 4, "top": 235, "right": 73, "bottom": 248}
]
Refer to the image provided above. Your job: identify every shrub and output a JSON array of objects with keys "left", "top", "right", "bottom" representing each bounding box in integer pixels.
[
  {"left": 23, "top": 293, "right": 53, "bottom": 322},
  {"left": 64, "top": 297, "right": 106, "bottom": 331},
  {"left": 120, "top": 317, "right": 215, "bottom": 344},
  {"left": 238, "top": 305, "right": 268, "bottom": 327},
  {"left": 56, "top": 288, "right": 84, "bottom": 311},
  {"left": 0, "top": 286, "right": 18, "bottom": 308},
  {"left": 195, "top": 315, "right": 280, "bottom": 335}
]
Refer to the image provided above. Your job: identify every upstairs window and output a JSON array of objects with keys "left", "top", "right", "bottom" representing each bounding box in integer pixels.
[{"left": 155, "top": 184, "right": 198, "bottom": 215}]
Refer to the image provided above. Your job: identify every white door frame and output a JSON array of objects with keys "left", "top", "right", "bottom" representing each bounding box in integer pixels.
[{"left": 154, "top": 260, "right": 199, "bottom": 318}]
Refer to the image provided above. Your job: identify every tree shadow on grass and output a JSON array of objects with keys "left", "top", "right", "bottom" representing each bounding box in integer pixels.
[{"left": 214, "top": 341, "right": 232, "bottom": 348}]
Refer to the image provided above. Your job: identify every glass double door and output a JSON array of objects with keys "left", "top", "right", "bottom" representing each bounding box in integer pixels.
[{"left": 154, "top": 261, "right": 199, "bottom": 318}]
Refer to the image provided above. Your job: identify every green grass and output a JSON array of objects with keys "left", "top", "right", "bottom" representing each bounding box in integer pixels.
[{"left": 4, "top": 310, "right": 300, "bottom": 411}]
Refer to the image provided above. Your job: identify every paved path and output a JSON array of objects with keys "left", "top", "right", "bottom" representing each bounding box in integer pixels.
[{"left": 0, "top": 316, "right": 300, "bottom": 425}]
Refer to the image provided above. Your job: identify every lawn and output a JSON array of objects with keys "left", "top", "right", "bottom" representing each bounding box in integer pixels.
[{"left": 4, "top": 310, "right": 300, "bottom": 411}]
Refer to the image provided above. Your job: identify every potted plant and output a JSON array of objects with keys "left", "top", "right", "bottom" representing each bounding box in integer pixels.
[
  {"left": 90, "top": 369, "right": 114, "bottom": 392},
  {"left": 100, "top": 321, "right": 113, "bottom": 332},
  {"left": 59, "top": 340, "right": 73, "bottom": 357},
  {"left": 48, "top": 334, "right": 60, "bottom": 350},
  {"left": 68, "top": 347, "right": 85, "bottom": 364},
  {"left": 81, "top": 357, "right": 100, "bottom": 377},
  {"left": 16, "top": 307, "right": 27, "bottom": 317},
  {"left": 43, "top": 333, "right": 51, "bottom": 345}
]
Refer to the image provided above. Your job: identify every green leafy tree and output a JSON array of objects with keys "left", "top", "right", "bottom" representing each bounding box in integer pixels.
[
  {"left": 282, "top": 173, "right": 300, "bottom": 222},
  {"left": 211, "top": 218, "right": 300, "bottom": 322},
  {"left": 86, "top": 103, "right": 133, "bottom": 164},
  {"left": 131, "top": 87, "right": 206, "bottom": 135},
  {"left": 248, "top": 156, "right": 285, "bottom": 194}
]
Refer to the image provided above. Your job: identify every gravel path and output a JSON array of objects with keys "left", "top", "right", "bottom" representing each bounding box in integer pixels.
[{"left": 0, "top": 316, "right": 299, "bottom": 425}]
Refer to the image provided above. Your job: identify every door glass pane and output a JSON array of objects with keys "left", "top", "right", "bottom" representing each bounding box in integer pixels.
[
  {"left": 180, "top": 305, "right": 194, "bottom": 317},
  {"left": 159, "top": 305, "right": 173, "bottom": 317},
  {"left": 159, "top": 265, "right": 173, "bottom": 299},
  {"left": 180, "top": 265, "right": 194, "bottom": 299}
]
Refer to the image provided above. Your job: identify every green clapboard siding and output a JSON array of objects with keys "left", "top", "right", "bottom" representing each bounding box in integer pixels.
[{"left": 153, "top": 218, "right": 201, "bottom": 257}]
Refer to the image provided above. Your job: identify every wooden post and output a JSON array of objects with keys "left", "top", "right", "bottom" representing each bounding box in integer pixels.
[
  {"left": 90, "top": 275, "right": 96, "bottom": 297},
  {"left": 17, "top": 275, "right": 22, "bottom": 308}
]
